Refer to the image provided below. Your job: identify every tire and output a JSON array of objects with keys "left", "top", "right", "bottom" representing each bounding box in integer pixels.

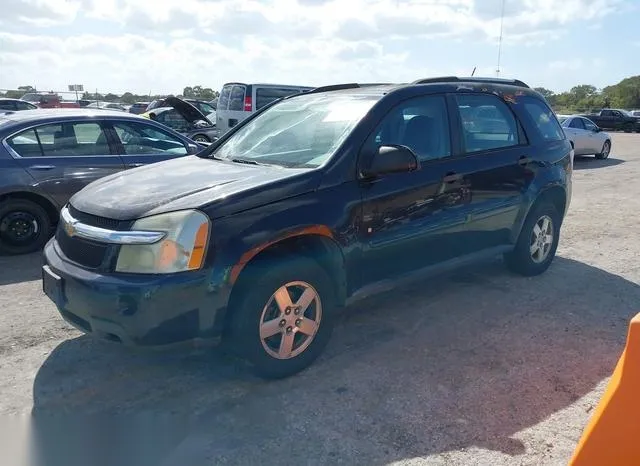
[
  {"left": 623, "top": 123, "right": 633, "bottom": 133},
  {"left": 227, "top": 256, "right": 336, "bottom": 379},
  {"left": 0, "top": 199, "right": 52, "bottom": 255},
  {"left": 595, "top": 140, "right": 611, "bottom": 160},
  {"left": 504, "top": 200, "right": 561, "bottom": 277},
  {"left": 192, "top": 134, "right": 210, "bottom": 143}
]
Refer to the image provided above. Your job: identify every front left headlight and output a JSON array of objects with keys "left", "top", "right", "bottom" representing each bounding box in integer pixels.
[{"left": 115, "top": 210, "right": 210, "bottom": 274}]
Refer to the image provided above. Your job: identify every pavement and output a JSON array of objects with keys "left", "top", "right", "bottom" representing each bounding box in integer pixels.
[{"left": 1, "top": 133, "right": 639, "bottom": 466}]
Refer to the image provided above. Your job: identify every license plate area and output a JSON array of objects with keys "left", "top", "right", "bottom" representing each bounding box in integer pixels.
[{"left": 42, "top": 265, "right": 64, "bottom": 304}]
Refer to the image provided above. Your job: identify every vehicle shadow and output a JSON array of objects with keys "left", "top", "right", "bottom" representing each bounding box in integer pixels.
[
  {"left": 31, "top": 257, "right": 639, "bottom": 466},
  {"left": 0, "top": 252, "right": 42, "bottom": 286},
  {"left": 573, "top": 156, "right": 625, "bottom": 170}
]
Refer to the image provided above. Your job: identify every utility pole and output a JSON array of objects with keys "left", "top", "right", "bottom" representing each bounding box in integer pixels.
[{"left": 496, "top": 0, "right": 506, "bottom": 77}]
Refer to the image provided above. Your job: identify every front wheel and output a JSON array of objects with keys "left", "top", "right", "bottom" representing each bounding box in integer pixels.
[
  {"left": 228, "top": 256, "right": 336, "bottom": 379},
  {"left": 192, "top": 134, "right": 210, "bottom": 143},
  {"left": 595, "top": 140, "right": 611, "bottom": 160},
  {"left": 504, "top": 201, "right": 561, "bottom": 276}
]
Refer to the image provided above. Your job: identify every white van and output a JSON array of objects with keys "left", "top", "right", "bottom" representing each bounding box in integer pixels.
[{"left": 216, "top": 83, "right": 314, "bottom": 135}]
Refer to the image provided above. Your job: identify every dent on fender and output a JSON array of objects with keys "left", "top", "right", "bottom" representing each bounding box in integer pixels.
[{"left": 228, "top": 225, "right": 335, "bottom": 285}]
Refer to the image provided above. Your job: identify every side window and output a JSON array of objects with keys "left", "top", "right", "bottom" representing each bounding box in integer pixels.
[
  {"left": 159, "top": 110, "right": 189, "bottom": 133},
  {"left": 112, "top": 121, "right": 188, "bottom": 156},
  {"left": 373, "top": 95, "right": 451, "bottom": 162},
  {"left": 601, "top": 110, "right": 612, "bottom": 117},
  {"left": 16, "top": 101, "right": 36, "bottom": 111},
  {"left": 256, "top": 87, "right": 301, "bottom": 110},
  {"left": 218, "top": 86, "right": 232, "bottom": 111},
  {"left": 33, "top": 122, "right": 111, "bottom": 157},
  {"left": 521, "top": 97, "right": 565, "bottom": 141},
  {"left": 583, "top": 118, "right": 598, "bottom": 131},
  {"left": 0, "top": 101, "right": 16, "bottom": 111},
  {"left": 228, "top": 85, "right": 246, "bottom": 111},
  {"left": 6, "top": 129, "right": 43, "bottom": 157},
  {"left": 456, "top": 94, "right": 520, "bottom": 153},
  {"left": 569, "top": 118, "right": 585, "bottom": 130}
]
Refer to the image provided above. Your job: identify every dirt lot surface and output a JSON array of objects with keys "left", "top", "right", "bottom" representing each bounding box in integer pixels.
[{"left": 1, "top": 133, "right": 639, "bottom": 466}]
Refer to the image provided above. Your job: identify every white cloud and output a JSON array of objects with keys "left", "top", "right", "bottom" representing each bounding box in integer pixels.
[{"left": 0, "top": 0, "right": 628, "bottom": 93}]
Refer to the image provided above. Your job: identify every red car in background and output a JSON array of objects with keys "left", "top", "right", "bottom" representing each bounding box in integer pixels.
[{"left": 21, "top": 93, "right": 80, "bottom": 109}]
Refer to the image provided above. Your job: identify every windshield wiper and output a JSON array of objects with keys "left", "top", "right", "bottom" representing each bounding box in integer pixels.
[{"left": 230, "top": 158, "right": 273, "bottom": 167}]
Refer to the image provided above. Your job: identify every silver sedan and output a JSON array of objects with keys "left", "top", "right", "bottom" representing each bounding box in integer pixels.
[{"left": 558, "top": 115, "right": 612, "bottom": 160}]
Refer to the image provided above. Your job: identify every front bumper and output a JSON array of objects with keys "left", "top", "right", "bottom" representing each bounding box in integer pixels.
[{"left": 42, "top": 239, "right": 230, "bottom": 347}]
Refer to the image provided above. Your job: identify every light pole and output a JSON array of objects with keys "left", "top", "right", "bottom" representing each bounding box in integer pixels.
[{"left": 496, "top": 0, "right": 506, "bottom": 77}]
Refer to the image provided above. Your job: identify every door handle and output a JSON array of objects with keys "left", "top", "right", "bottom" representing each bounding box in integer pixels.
[
  {"left": 518, "top": 156, "right": 532, "bottom": 166},
  {"left": 442, "top": 172, "right": 462, "bottom": 183},
  {"left": 29, "top": 165, "right": 55, "bottom": 170},
  {"left": 128, "top": 163, "right": 144, "bottom": 168}
]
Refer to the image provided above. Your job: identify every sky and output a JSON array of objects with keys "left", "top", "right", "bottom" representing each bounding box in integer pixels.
[{"left": 0, "top": 0, "right": 638, "bottom": 96}]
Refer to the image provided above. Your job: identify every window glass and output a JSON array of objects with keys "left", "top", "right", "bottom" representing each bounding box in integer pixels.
[
  {"left": 456, "top": 94, "right": 520, "bottom": 152},
  {"left": 16, "top": 101, "right": 37, "bottom": 110},
  {"left": 213, "top": 93, "right": 378, "bottom": 168},
  {"left": 256, "top": 87, "right": 303, "bottom": 110},
  {"left": 195, "top": 102, "right": 215, "bottom": 115},
  {"left": 0, "top": 101, "right": 17, "bottom": 111},
  {"left": 521, "top": 97, "right": 565, "bottom": 141},
  {"left": 582, "top": 118, "right": 598, "bottom": 131},
  {"left": 228, "top": 85, "right": 246, "bottom": 111},
  {"left": 7, "top": 129, "right": 42, "bottom": 157},
  {"left": 34, "top": 122, "right": 110, "bottom": 156},
  {"left": 569, "top": 118, "right": 585, "bottom": 130},
  {"left": 155, "top": 109, "right": 189, "bottom": 133},
  {"left": 113, "top": 121, "right": 188, "bottom": 156},
  {"left": 373, "top": 95, "right": 451, "bottom": 161},
  {"left": 218, "top": 86, "right": 232, "bottom": 111}
]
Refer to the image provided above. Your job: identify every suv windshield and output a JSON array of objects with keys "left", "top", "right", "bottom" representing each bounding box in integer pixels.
[{"left": 213, "top": 93, "right": 378, "bottom": 168}]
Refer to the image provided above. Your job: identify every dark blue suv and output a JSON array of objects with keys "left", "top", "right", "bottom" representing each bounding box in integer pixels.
[{"left": 42, "top": 77, "right": 572, "bottom": 378}]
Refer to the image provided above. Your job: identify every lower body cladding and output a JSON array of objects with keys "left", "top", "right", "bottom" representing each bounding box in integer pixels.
[{"left": 42, "top": 240, "right": 230, "bottom": 347}]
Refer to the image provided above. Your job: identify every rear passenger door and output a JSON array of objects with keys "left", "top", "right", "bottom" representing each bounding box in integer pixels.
[
  {"left": 565, "top": 117, "right": 587, "bottom": 155},
  {"left": 452, "top": 93, "right": 533, "bottom": 250},
  {"left": 5, "top": 121, "right": 125, "bottom": 207},
  {"left": 107, "top": 120, "right": 192, "bottom": 168},
  {"left": 218, "top": 84, "right": 248, "bottom": 133}
]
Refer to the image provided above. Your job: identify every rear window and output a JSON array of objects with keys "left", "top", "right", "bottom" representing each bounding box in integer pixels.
[
  {"left": 521, "top": 97, "right": 565, "bottom": 141},
  {"left": 228, "top": 85, "right": 246, "bottom": 111},
  {"left": 256, "top": 87, "right": 304, "bottom": 110},
  {"left": 218, "top": 85, "right": 233, "bottom": 111}
]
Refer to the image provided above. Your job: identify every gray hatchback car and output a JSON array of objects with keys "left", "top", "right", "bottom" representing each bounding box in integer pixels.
[{"left": 0, "top": 109, "right": 202, "bottom": 254}]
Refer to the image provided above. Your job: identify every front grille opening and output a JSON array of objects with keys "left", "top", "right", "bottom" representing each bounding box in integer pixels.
[
  {"left": 56, "top": 228, "right": 108, "bottom": 269},
  {"left": 67, "top": 204, "right": 122, "bottom": 230}
]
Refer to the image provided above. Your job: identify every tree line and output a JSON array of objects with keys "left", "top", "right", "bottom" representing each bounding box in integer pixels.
[
  {"left": 534, "top": 75, "right": 640, "bottom": 113},
  {"left": 0, "top": 85, "right": 220, "bottom": 104}
]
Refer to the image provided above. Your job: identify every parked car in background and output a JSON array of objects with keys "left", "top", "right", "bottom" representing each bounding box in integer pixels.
[
  {"left": 216, "top": 82, "right": 313, "bottom": 135},
  {"left": 581, "top": 108, "right": 639, "bottom": 133},
  {"left": 147, "top": 98, "right": 216, "bottom": 117},
  {"left": 142, "top": 97, "right": 218, "bottom": 143},
  {"left": 0, "top": 98, "right": 38, "bottom": 112},
  {"left": 630, "top": 109, "right": 640, "bottom": 117},
  {"left": 20, "top": 93, "right": 80, "bottom": 109},
  {"left": 0, "top": 109, "right": 203, "bottom": 254},
  {"left": 86, "top": 101, "right": 127, "bottom": 112},
  {"left": 42, "top": 77, "right": 572, "bottom": 379},
  {"left": 128, "top": 102, "right": 150, "bottom": 114},
  {"left": 558, "top": 115, "right": 611, "bottom": 160}
]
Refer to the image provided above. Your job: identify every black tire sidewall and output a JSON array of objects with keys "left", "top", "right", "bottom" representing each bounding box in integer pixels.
[
  {"left": 0, "top": 200, "right": 51, "bottom": 255},
  {"left": 595, "top": 141, "right": 610, "bottom": 160},
  {"left": 229, "top": 256, "right": 336, "bottom": 379},
  {"left": 506, "top": 201, "right": 561, "bottom": 276},
  {"left": 193, "top": 135, "right": 210, "bottom": 143}
]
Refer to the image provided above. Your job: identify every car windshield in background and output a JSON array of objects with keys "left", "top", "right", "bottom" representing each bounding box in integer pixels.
[
  {"left": 558, "top": 116, "right": 568, "bottom": 124},
  {"left": 212, "top": 93, "right": 379, "bottom": 168}
]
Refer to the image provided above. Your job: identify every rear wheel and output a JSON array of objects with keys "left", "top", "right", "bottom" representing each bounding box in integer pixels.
[
  {"left": 228, "top": 256, "right": 336, "bottom": 379},
  {"left": 0, "top": 199, "right": 51, "bottom": 255},
  {"left": 623, "top": 123, "right": 633, "bottom": 133},
  {"left": 504, "top": 200, "right": 561, "bottom": 276},
  {"left": 595, "top": 140, "right": 611, "bottom": 160}
]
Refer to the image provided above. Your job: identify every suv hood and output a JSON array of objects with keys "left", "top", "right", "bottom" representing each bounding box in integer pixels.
[
  {"left": 70, "top": 156, "right": 319, "bottom": 221},
  {"left": 165, "top": 96, "right": 213, "bottom": 125}
]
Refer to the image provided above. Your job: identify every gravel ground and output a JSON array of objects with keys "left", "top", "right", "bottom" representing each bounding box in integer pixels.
[{"left": 1, "top": 133, "right": 639, "bottom": 466}]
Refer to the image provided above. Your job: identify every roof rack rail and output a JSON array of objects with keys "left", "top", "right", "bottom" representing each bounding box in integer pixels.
[
  {"left": 304, "top": 83, "right": 393, "bottom": 95},
  {"left": 412, "top": 76, "right": 530, "bottom": 88}
]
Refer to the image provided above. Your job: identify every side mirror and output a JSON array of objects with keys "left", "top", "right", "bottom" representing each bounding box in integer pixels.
[
  {"left": 594, "top": 126, "right": 602, "bottom": 133},
  {"left": 362, "top": 145, "right": 419, "bottom": 178}
]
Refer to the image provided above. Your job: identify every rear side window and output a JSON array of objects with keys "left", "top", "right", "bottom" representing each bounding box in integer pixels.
[
  {"left": 256, "top": 87, "right": 303, "bottom": 110},
  {"left": 455, "top": 94, "right": 520, "bottom": 153},
  {"left": 0, "top": 101, "right": 16, "bottom": 111},
  {"left": 7, "top": 129, "right": 42, "bottom": 157},
  {"left": 569, "top": 118, "right": 585, "bottom": 130},
  {"left": 521, "top": 97, "right": 565, "bottom": 141},
  {"left": 228, "top": 85, "right": 246, "bottom": 111},
  {"left": 36, "top": 122, "right": 110, "bottom": 156}
]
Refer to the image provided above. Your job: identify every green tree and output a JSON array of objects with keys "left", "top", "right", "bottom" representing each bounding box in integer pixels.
[{"left": 120, "top": 92, "right": 136, "bottom": 104}]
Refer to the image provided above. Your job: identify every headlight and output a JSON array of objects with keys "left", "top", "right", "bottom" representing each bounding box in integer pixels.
[{"left": 115, "top": 210, "right": 210, "bottom": 274}]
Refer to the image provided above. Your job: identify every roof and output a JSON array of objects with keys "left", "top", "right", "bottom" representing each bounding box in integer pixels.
[
  {"left": 0, "top": 108, "right": 147, "bottom": 131},
  {"left": 0, "top": 98, "right": 25, "bottom": 102}
]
